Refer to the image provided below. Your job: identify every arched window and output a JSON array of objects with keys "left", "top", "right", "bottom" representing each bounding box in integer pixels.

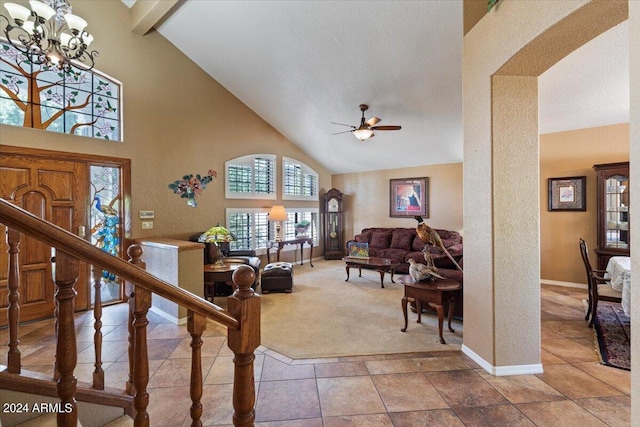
[
  {"left": 0, "top": 42, "right": 122, "bottom": 140},
  {"left": 282, "top": 157, "right": 318, "bottom": 201},
  {"left": 225, "top": 154, "right": 277, "bottom": 199}
]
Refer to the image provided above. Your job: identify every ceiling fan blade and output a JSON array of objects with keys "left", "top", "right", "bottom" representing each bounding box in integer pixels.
[
  {"left": 331, "top": 122, "right": 356, "bottom": 128},
  {"left": 366, "top": 116, "right": 381, "bottom": 126},
  {"left": 333, "top": 129, "right": 355, "bottom": 135},
  {"left": 370, "top": 125, "right": 401, "bottom": 131}
]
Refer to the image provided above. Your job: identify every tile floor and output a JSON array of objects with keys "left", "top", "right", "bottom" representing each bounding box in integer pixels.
[{"left": 2, "top": 284, "right": 631, "bottom": 426}]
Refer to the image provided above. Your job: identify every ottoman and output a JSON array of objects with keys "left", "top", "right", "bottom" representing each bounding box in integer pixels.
[{"left": 261, "top": 262, "right": 293, "bottom": 293}]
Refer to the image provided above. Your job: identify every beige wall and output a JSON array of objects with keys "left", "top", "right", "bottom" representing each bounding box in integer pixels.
[
  {"left": 331, "top": 163, "right": 463, "bottom": 242},
  {"left": 0, "top": 0, "right": 330, "bottom": 243},
  {"left": 540, "top": 124, "right": 629, "bottom": 285},
  {"left": 463, "top": 0, "right": 629, "bottom": 374}
]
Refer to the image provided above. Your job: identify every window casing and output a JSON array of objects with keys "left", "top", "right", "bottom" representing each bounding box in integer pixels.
[
  {"left": 226, "top": 207, "right": 318, "bottom": 254},
  {"left": 282, "top": 157, "right": 319, "bottom": 201},
  {"left": 225, "top": 154, "right": 276, "bottom": 199}
]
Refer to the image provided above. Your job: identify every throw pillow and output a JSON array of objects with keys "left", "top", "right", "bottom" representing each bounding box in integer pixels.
[
  {"left": 370, "top": 232, "right": 392, "bottom": 249},
  {"left": 390, "top": 231, "right": 413, "bottom": 251}
]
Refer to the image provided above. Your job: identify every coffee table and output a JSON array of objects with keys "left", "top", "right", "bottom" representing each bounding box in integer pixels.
[
  {"left": 397, "top": 275, "right": 461, "bottom": 344},
  {"left": 342, "top": 256, "right": 399, "bottom": 288}
]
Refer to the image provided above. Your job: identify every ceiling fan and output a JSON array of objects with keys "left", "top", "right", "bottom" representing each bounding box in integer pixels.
[{"left": 332, "top": 104, "right": 402, "bottom": 141}]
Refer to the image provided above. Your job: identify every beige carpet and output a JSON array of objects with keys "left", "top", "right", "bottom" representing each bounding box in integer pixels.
[{"left": 256, "top": 258, "right": 463, "bottom": 359}]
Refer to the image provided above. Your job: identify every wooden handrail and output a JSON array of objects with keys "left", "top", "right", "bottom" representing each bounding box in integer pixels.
[{"left": 0, "top": 199, "right": 238, "bottom": 330}]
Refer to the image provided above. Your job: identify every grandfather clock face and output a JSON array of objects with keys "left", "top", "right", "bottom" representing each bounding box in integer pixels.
[{"left": 328, "top": 197, "right": 339, "bottom": 212}]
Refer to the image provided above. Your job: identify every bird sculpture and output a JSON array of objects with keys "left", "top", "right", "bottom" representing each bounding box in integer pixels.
[
  {"left": 414, "top": 216, "right": 463, "bottom": 272},
  {"left": 408, "top": 258, "right": 444, "bottom": 282}
]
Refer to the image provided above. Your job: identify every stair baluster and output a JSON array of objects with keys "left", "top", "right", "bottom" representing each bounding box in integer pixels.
[
  {"left": 126, "top": 245, "right": 144, "bottom": 396},
  {"left": 53, "top": 250, "right": 79, "bottom": 426},
  {"left": 6, "top": 228, "right": 21, "bottom": 374},
  {"left": 188, "top": 311, "right": 206, "bottom": 426},
  {"left": 92, "top": 264, "right": 105, "bottom": 390},
  {"left": 128, "top": 245, "right": 151, "bottom": 427}
]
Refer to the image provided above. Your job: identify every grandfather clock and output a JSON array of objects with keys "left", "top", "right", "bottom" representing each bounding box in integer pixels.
[{"left": 323, "top": 188, "right": 344, "bottom": 259}]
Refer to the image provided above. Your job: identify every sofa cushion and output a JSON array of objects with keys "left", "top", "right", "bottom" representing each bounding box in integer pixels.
[
  {"left": 390, "top": 230, "right": 414, "bottom": 251},
  {"left": 411, "top": 234, "right": 426, "bottom": 252},
  {"left": 374, "top": 248, "right": 406, "bottom": 264},
  {"left": 370, "top": 232, "right": 392, "bottom": 249},
  {"left": 355, "top": 230, "right": 373, "bottom": 244}
]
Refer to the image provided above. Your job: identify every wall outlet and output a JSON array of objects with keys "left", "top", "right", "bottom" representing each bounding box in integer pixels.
[{"left": 142, "top": 221, "right": 154, "bottom": 230}]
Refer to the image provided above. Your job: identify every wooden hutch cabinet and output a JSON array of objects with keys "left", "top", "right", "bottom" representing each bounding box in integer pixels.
[
  {"left": 593, "top": 162, "right": 630, "bottom": 270},
  {"left": 323, "top": 188, "right": 344, "bottom": 259}
]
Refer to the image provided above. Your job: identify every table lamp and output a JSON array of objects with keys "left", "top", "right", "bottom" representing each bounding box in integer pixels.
[
  {"left": 269, "top": 205, "right": 288, "bottom": 242},
  {"left": 199, "top": 224, "right": 235, "bottom": 268}
]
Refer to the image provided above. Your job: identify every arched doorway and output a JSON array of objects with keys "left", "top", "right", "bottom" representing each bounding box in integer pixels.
[{"left": 461, "top": 0, "right": 631, "bottom": 375}]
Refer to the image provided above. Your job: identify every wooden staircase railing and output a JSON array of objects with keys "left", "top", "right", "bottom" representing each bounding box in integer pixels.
[{"left": 0, "top": 199, "right": 260, "bottom": 427}]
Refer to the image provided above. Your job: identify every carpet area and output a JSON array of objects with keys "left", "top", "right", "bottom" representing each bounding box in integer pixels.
[
  {"left": 593, "top": 301, "right": 631, "bottom": 370},
  {"left": 257, "top": 258, "right": 462, "bottom": 359}
]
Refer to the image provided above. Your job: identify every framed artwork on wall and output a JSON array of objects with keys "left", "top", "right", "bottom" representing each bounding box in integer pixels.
[
  {"left": 548, "top": 176, "right": 586, "bottom": 211},
  {"left": 390, "top": 177, "right": 428, "bottom": 217}
]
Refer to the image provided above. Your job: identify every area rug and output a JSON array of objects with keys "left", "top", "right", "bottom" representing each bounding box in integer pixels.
[
  {"left": 256, "top": 258, "right": 462, "bottom": 359},
  {"left": 593, "top": 301, "right": 630, "bottom": 370}
]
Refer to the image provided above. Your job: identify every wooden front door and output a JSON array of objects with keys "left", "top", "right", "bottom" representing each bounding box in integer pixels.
[{"left": 0, "top": 151, "right": 89, "bottom": 326}]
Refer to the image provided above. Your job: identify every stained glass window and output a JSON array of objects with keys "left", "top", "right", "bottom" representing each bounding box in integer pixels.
[
  {"left": 90, "top": 165, "right": 122, "bottom": 304},
  {"left": 0, "top": 41, "right": 122, "bottom": 141}
]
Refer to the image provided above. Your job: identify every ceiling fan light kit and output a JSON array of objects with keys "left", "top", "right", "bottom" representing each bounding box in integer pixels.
[
  {"left": 332, "top": 104, "right": 401, "bottom": 141},
  {"left": 353, "top": 128, "right": 374, "bottom": 141}
]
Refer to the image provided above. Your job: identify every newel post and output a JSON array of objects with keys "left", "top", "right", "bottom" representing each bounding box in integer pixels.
[{"left": 226, "top": 265, "right": 260, "bottom": 427}]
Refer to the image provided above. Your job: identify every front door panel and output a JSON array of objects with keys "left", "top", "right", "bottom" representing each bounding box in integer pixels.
[{"left": 0, "top": 153, "right": 88, "bottom": 325}]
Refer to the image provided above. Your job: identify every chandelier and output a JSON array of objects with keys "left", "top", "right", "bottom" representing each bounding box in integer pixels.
[{"left": 1, "top": 0, "right": 98, "bottom": 72}]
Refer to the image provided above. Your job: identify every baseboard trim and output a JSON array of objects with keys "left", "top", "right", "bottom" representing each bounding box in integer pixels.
[
  {"left": 541, "top": 279, "right": 586, "bottom": 289},
  {"left": 461, "top": 345, "right": 544, "bottom": 376},
  {"left": 149, "top": 306, "right": 187, "bottom": 325}
]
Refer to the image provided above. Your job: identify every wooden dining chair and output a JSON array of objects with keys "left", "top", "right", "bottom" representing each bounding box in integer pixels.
[{"left": 579, "top": 238, "right": 622, "bottom": 327}]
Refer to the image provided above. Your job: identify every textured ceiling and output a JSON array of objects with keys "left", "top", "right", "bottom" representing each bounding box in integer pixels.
[{"left": 122, "top": 1, "right": 629, "bottom": 174}]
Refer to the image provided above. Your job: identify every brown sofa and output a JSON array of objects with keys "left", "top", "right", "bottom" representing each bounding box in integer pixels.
[{"left": 349, "top": 227, "right": 463, "bottom": 317}]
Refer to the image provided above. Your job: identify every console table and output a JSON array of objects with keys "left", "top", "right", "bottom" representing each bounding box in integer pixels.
[
  {"left": 398, "top": 275, "right": 461, "bottom": 344},
  {"left": 267, "top": 237, "right": 314, "bottom": 266}
]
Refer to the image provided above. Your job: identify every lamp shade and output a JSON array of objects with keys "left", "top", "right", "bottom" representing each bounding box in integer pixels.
[
  {"left": 199, "top": 225, "right": 234, "bottom": 243},
  {"left": 269, "top": 205, "right": 288, "bottom": 221}
]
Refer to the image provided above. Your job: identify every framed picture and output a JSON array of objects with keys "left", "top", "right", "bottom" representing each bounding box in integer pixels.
[
  {"left": 548, "top": 176, "right": 586, "bottom": 211},
  {"left": 390, "top": 177, "right": 428, "bottom": 217},
  {"left": 347, "top": 242, "right": 370, "bottom": 258}
]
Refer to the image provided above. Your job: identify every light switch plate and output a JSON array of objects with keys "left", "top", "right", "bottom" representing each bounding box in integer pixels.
[{"left": 139, "top": 211, "right": 155, "bottom": 219}]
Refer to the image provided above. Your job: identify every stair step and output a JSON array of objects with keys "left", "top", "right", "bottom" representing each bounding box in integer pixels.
[
  {"left": 15, "top": 413, "right": 82, "bottom": 427},
  {"left": 102, "top": 415, "right": 134, "bottom": 427}
]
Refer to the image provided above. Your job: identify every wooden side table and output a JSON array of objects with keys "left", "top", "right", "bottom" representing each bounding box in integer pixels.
[
  {"left": 397, "top": 275, "right": 461, "bottom": 344},
  {"left": 203, "top": 263, "right": 240, "bottom": 302}
]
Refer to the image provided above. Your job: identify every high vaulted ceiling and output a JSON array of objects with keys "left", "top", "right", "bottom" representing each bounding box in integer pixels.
[{"left": 122, "top": 1, "right": 629, "bottom": 175}]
